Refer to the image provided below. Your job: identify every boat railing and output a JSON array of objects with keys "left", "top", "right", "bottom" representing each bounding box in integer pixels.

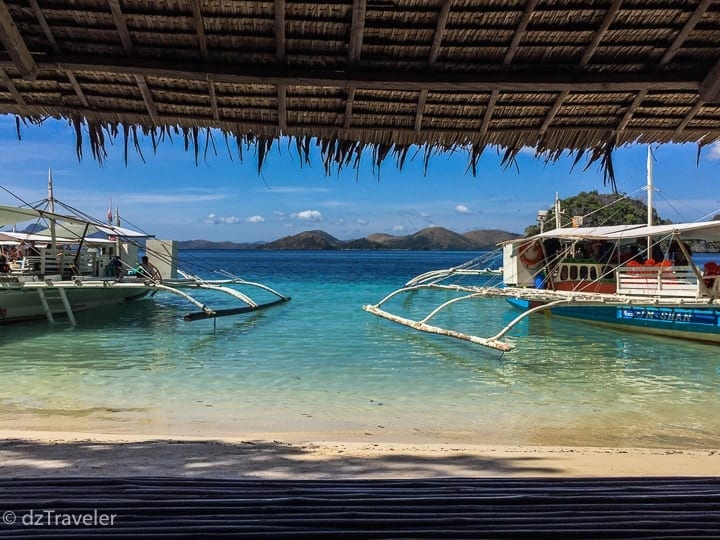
[
  {"left": 616, "top": 265, "right": 700, "bottom": 297},
  {"left": 9, "top": 248, "right": 98, "bottom": 277}
]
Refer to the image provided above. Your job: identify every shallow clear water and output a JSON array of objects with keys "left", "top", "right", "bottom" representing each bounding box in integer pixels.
[{"left": 1, "top": 250, "right": 719, "bottom": 448}]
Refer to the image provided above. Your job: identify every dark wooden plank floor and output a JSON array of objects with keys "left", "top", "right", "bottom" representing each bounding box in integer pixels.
[{"left": 0, "top": 477, "right": 719, "bottom": 538}]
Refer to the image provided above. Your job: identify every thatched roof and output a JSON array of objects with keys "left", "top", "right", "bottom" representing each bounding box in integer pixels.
[{"left": 1, "top": 0, "right": 720, "bottom": 186}]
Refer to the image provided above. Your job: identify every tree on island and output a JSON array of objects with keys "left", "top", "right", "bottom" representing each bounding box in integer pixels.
[{"left": 523, "top": 191, "right": 670, "bottom": 237}]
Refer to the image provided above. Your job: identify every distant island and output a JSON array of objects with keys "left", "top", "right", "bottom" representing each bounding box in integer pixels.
[{"left": 178, "top": 227, "right": 520, "bottom": 251}]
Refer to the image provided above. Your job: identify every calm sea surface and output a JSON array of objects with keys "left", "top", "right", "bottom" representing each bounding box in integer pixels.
[{"left": 1, "top": 250, "right": 720, "bottom": 449}]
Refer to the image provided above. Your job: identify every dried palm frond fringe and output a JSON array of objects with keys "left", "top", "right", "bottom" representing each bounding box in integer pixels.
[{"left": 16, "top": 113, "right": 713, "bottom": 193}]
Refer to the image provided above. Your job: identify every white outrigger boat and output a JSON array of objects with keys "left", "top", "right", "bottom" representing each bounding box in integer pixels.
[
  {"left": 364, "top": 150, "right": 720, "bottom": 351},
  {"left": 0, "top": 176, "right": 289, "bottom": 326}
]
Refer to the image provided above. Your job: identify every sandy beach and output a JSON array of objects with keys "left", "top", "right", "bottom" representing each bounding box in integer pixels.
[{"left": 1, "top": 430, "right": 718, "bottom": 479}]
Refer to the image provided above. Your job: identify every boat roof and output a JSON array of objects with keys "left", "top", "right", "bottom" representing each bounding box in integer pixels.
[
  {"left": 505, "top": 221, "right": 720, "bottom": 244},
  {"left": 0, "top": 204, "right": 152, "bottom": 239}
]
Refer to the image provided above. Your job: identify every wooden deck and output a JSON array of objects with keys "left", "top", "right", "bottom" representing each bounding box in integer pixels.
[{"left": 1, "top": 477, "right": 719, "bottom": 538}]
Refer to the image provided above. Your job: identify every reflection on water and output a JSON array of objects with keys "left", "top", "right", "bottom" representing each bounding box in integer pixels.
[{"left": 1, "top": 250, "right": 719, "bottom": 448}]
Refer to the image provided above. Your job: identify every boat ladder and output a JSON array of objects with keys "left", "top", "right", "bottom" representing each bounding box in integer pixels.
[{"left": 37, "top": 286, "right": 77, "bottom": 326}]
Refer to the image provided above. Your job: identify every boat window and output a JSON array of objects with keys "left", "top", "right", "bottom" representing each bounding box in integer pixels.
[
  {"left": 560, "top": 265, "right": 568, "bottom": 280},
  {"left": 590, "top": 266, "right": 598, "bottom": 280},
  {"left": 570, "top": 265, "right": 578, "bottom": 280},
  {"left": 579, "top": 266, "right": 588, "bottom": 280},
  {"left": 603, "top": 266, "right": 615, "bottom": 280}
]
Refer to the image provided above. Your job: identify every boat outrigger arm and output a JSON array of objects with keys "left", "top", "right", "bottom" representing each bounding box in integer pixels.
[
  {"left": 363, "top": 282, "right": 720, "bottom": 352},
  {"left": 158, "top": 274, "right": 291, "bottom": 321}
]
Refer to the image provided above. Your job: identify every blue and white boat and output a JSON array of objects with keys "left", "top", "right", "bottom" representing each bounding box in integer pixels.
[{"left": 364, "top": 150, "right": 720, "bottom": 351}]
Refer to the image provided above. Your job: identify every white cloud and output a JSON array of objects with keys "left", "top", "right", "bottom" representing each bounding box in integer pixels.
[
  {"left": 356, "top": 218, "right": 369, "bottom": 226},
  {"left": 291, "top": 209, "right": 323, "bottom": 222},
  {"left": 707, "top": 142, "right": 720, "bottom": 161},
  {"left": 392, "top": 225, "right": 406, "bottom": 233},
  {"left": 455, "top": 204, "right": 472, "bottom": 214},
  {"left": 246, "top": 215, "right": 265, "bottom": 223},
  {"left": 206, "top": 213, "right": 241, "bottom": 224}
]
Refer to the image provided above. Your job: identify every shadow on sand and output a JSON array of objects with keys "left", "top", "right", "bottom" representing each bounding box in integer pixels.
[{"left": 0, "top": 437, "right": 558, "bottom": 478}]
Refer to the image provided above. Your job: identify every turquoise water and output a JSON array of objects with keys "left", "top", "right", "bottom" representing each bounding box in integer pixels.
[{"left": 1, "top": 250, "right": 719, "bottom": 448}]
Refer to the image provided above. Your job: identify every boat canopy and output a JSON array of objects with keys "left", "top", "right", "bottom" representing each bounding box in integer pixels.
[
  {"left": 0, "top": 231, "right": 79, "bottom": 244},
  {"left": 0, "top": 203, "right": 152, "bottom": 239},
  {"left": 503, "top": 220, "right": 720, "bottom": 245},
  {"left": 36, "top": 221, "right": 152, "bottom": 239},
  {"left": 0, "top": 205, "right": 46, "bottom": 227}
]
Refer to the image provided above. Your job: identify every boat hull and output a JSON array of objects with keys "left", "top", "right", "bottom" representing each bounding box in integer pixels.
[
  {"left": 507, "top": 297, "right": 720, "bottom": 344},
  {"left": 0, "top": 285, "right": 153, "bottom": 323}
]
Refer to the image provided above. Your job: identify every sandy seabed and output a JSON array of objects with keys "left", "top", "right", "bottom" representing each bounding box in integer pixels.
[{"left": 1, "top": 429, "right": 718, "bottom": 479}]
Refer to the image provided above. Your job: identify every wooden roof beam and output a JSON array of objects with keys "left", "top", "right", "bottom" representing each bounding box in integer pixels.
[
  {"left": 579, "top": 0, "right": 622, "bottom": 67},
  {"left": 428, "top": 0, "right": 451, "bottom": 64},
  {"left": 344, "top": 86, "right": 355, "bottom": 129},
  {"left": 134, "top": 74, "right": 159, "bottom": 124},
  {"left": 415, "top": 0, "right": 452, "bottom": 131},
  {"left": 539, "top": 90, "right": 569, "bottom": 138},
  {"left": 275, "top": 0, "right": 286, "bottom": 63},
  {"left": 0, "top": 1, "right": 37, "bottom": 79},
  {"left": 277, "top": 84, "right": 287, "bottom": 131},
  {"left": 674, "top": 101, "right": 703, "bottom": 135},
  {"left": 503, "top": 0, "right": 538, "bottom": 65},
  {"left": 658, "top": 0, "right": 712, "bottom": 68},
  {"left": 0, "top": 66, "right": 25, "bottom": 105},
  {"left": 14, "top": 56, "right": 702, "bottom": 92},
  {"left": 208, "top": 80, "right": 219, "bottom": 121},
  {"left": 28, "top": 0, "right": 58, "bottom": 54},
  {"left": 27, "top": 0, "right": 89, "bottom": 109},
  {"left": 479, "top": 90, "right": 499, "bottom": 138},
  {"left": 66, "top": 71, "right": 90, "bottom": 108},
  {"left": 107, "top": 0, "right": 134, "bottom": 55},
  {"left": 616, "top": 89, "right": 647, "bottom": 133},
  {"left": 699, "top": 55, "right": 720, "bottom": 103},
  {"left": 348, "top": 0, "right": 366, "bottom": 64},
  {"left": 414, "top": 89, "right": 427, "bottom": 132},
  {"left": 191, "top": 0, "right": 208, "bottom": 61}
]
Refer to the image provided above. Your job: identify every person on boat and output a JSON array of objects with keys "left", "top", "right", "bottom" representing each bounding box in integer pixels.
[
  {"left": 111, "top": 256, "right": 124, "bottom": 279},
  {"left": 138, "top": 256, "right": 161, "bottom": 281},
  {"left": 8, "top": 242, "right": 24, "bottom": 261},
  {"left": 668, "top": 240, "right": 689, "bottom": 266}
]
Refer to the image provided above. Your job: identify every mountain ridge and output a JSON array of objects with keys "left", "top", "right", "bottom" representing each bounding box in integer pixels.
[{"left": 179, "top": 227, "right": 520, "bottom": 250}]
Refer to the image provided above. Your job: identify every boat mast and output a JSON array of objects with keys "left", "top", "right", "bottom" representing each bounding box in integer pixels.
[
  {"left": 554, "top": 192, "right": 562, "bottom": 229},
  {"left": 47, "top": 168, "right": 57, "bottom": 249},
  {"left": 115, "top": 206, "right": 121, "bottom": 260},
  {"left": 646, "top": 146, "right": 653, "bottom": 256}
]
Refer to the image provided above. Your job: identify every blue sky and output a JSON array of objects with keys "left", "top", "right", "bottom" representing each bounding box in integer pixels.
[{"left": 1, "top": 115, "right": 719, "bottom": 242}]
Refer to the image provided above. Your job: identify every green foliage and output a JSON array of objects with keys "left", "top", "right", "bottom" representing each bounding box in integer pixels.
[{"left": 524, "top": 191, "right": 670, "bottom": 236}]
